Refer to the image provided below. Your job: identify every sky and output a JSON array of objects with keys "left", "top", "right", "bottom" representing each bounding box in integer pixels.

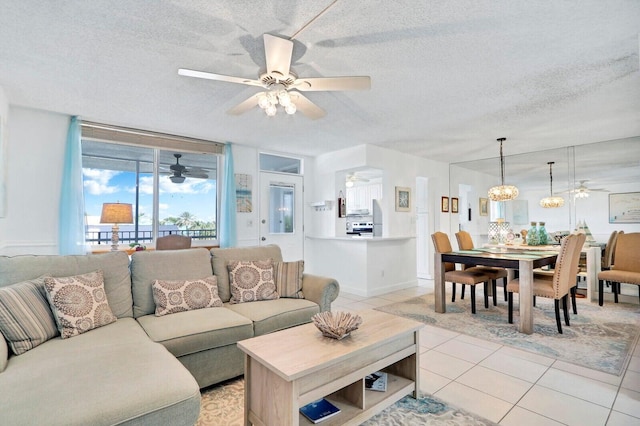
[{"left": 83, "top": 169, "right": 217, "bottom": 226}]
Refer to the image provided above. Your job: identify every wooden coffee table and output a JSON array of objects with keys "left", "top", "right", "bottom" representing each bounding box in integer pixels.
[{"left": 237, "top": 309, "right": 424, "bottom": 426}]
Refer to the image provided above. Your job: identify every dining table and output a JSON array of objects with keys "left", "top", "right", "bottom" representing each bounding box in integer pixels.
[{"left": 434, "top": 247, "right": 559, "bottom": 334}]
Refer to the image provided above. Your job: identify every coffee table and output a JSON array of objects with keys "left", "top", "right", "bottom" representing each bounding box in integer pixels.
[{"left": 237, "top": 309, "right": 424, "bottom": 426}]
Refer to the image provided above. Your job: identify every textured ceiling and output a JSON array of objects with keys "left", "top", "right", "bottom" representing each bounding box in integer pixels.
[{"left": 0, "top": 0, "right": 638, "bottom": 166}]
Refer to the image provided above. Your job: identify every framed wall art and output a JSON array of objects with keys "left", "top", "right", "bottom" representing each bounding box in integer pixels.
[
  {"left": 395, "top": 186, "right": 411, "bottom": 212},
  {"left": 451, "top": 197, "right": 459, "bottom": 213},
  {"left": 479, "top": 198, "right": 488, "bottom": 216},
  {"left": 441, "top": 196, "right": 449, "bottom": 213},
  {"left": 609, "top": 192, "right": 640, "bottom": 223}
]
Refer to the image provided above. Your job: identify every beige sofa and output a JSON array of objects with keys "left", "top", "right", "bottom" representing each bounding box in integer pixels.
[{"left": 0, "top": 245, "right": 339, "bottom": 426}]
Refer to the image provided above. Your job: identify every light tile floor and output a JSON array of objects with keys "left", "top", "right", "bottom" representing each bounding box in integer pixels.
[{"left": 332, "top": 281, "right": 640, "bottom": 426}]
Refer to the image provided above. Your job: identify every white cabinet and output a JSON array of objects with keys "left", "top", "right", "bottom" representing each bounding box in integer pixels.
[{"left": 346, "top": 183, "right": 383, "bottom": 213}]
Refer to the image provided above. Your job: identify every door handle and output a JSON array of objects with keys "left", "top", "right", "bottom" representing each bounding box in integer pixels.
[{"left": 261, "top": 237, "right": 266, "bottom": 241}]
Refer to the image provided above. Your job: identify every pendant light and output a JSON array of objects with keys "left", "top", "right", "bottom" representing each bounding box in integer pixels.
[
  {"left": 540, "top": 161, "right": 565, "bottom": 208},
  {"left": 488, "top": 138, "right": 519, "bottom": 201}
]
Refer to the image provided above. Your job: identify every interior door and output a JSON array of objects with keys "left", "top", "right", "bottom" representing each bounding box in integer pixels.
[{"left": 259, "top": 172, "right": 304, "bottom": 261}]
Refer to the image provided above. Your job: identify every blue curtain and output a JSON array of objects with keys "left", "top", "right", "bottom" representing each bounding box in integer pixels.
[
  {"left": 58, "top": 116, "right": 87, "bottom": 254},
  {"left": 219, "top": 142, "right": 237, "bottom": 248}
]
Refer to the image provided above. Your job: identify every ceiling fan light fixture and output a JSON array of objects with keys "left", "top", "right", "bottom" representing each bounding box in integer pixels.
[
  {"left": 257, "top": 93, "right": 269, "bottom": 109},
  {"left": 265, "top": 104, "right": 277, "bottom": 116},
  {"left": 575, "top": 190, "right": 589, "bottom": 199},
  {"left": 540, "top": 161, "right": 564, "bottom": 208},
  {"left": 285, "top": 103, "right": 297, "bottom": 115},
  {"left": 488, "top": 138, "right": 519, "bottom": 202},
  {"left": 170, "top": 175, "right": 185, "bottom": 184}
]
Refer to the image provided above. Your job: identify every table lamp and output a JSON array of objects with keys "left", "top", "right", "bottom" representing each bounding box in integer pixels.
[{"left": 100, "top": 203, "right": 133, "bottom": 251}]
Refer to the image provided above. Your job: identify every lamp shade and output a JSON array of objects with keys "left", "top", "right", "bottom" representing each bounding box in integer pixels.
[{"left": 100, "top": 203, "right": 133, "bottom": 224}]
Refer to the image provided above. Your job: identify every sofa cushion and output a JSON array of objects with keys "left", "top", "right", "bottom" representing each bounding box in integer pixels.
[
  {"left": 228, "top": 259, "right": 279, "bottom": 304},
  {"left": 44, "top": 270, "right": 117, "bottom": 339},
  {"left": 226, "top": 298, "right": 319, "bottom": 336},
  {"left": 0, "top": 277, "right": 59, "bottom": 354},
  {"left": 0, "top": 318, "right": 200, "bottom": 426},
  {"left": 152, "top": 276, "right": 223, "bottom": 316},
  {"left": 274, "top": 260, "right": 305, "bottom": 298},
  {"left": 130, "top": 248, "right": 213, "bottom": 318},
  {"left": 0, "top": 336, "right": 7, "bottom": 373},
  {"left": 136, "top": 307, "right": 254, "bottom": 358},
  {"left": 0, "top": 252, "right": 133, "bottom": 318},
  {"left": 211, "top": 245, "right": 284, "bottom": 302}
]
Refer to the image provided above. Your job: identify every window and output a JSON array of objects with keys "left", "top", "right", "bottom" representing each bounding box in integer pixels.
[
  {"left": 259, "top": 153, "right": 302, "bottom": 174},
  {"left": 80, "top": 124, "right": 221, "bottom": 247}
]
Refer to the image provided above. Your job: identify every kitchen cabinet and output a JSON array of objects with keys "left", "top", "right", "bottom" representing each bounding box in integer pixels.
[{"left": 346, "top": 183, "right": 383, "bottom": 214}]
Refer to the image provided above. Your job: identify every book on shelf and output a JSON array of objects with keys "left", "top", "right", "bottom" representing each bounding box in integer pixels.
[
  {"left": 299, "top": 398, "right": 341, "bottom": 423},
  {"left": 365, "top": 371, "right": 387, "bottom": 392}
]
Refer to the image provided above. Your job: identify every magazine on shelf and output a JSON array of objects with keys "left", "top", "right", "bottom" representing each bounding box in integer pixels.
[
  {"left": 365, "top": 371, "right": 388, "bottom": 392},
  {"left": 299, "top": 398, "right": 341, "bottom": 423}
]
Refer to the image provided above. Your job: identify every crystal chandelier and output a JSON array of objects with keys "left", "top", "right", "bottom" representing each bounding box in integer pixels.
[
  {"left": 539, "top": 161, "right": 565, "bottom": 208},
  {"left": 256, "top": 84, "right": 297, "bottom": 117},
  {"left": 488, "top": 138, "right": 519, "bottom": 202}
]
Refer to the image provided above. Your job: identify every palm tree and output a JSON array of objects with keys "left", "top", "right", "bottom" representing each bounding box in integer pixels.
[{"left": 175, "top": 211, "right": 197, "bottom": 229}]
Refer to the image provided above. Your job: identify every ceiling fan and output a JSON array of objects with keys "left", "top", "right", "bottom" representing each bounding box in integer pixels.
[
  {"left": 161, "top": 154, "right": 210, "bottom": 184},
  {"left": 178, "top": 33, "right": 371, "bottom": 120},
  {"left": 564, "top": 180, "right": 609, "bottom": 198}
]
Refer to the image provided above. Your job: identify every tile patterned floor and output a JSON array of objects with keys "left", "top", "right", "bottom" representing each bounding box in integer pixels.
[{"left": 332, "top": 281, "right": 640, "bottom": 426}]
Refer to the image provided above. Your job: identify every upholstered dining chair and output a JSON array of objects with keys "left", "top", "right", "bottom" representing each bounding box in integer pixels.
[
  {"left": 455, "top": 231, "right": 509, "bottom": 305},
  {"left": 533, "top": 233, "right": 586, "bottom": 315},
  {"left": 602, "top": 230, "right": 623, "bottom": 271},
  {"left": 431, "top": 232, "right": 491, "bottom": 314},
  {"left": 598, "top": 232, "right": 640, "bottom": 306},
  {"left": 507, "top": 233, "right": 583, "bottom": 334},
  {"left": 156, "top": 234, "right": 192, "bottom": 250}
]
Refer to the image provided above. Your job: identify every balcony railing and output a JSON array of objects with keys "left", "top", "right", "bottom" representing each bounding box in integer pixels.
[{"left": 86, "top": 229, "right": 216, "bottom": 245}]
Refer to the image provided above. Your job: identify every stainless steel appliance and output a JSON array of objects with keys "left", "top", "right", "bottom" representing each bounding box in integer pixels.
[{"left": 347, "top": 221, "right": 374, "bottom": 235}]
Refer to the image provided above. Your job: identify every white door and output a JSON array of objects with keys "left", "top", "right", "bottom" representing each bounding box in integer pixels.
[
  {"left": 416, "top": 177, "right": 431, "bottom": 279},
  {"left": 259, "top": 172, "right": 304, "bottom": 261}
]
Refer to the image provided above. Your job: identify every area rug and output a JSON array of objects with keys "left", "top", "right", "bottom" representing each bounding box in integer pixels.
[
  {"left": 197, "top": 377, "right": 496, "bottom": 426},
  {"left": 375, "top": 293, "right": 640, "bottom": 376}
]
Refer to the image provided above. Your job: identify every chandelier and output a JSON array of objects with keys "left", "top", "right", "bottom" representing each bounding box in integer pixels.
[
  {"left": 256, "top": 84, "right": 297, "bottom": 117},
  {"left": 488, "top": 138, "right": 519, "bottom": 201},
  {"left": 540, "top": 161, "right": 565, "bottom": 208}
]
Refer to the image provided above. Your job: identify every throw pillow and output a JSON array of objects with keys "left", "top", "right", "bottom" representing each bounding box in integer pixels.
[
  {"left": 227, "top": 259, "right": 279, "bottom": 304},
  {"left": 0, "top": 277, "right": 59, "bottom": 355},
  {"left": 274, "top": 260, "right": 305, "bottom": 299},
  {"left": 152, "top": 276, "right": 223, "bottom": 316},
  {"left": 44, "top": 270, "right": 116, "bottom": 339}
]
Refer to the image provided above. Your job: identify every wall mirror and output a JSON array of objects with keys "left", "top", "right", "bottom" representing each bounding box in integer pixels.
[{"left": 449, "top": 137, "right": 640, "bottom": 244}]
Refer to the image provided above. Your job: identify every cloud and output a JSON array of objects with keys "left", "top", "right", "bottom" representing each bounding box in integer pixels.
[
  {"left": 83, "top": 169, "right": 121, "bottom": 195},
  {"left": 136, "top": 175, "right": 215, "bottom": 195}
]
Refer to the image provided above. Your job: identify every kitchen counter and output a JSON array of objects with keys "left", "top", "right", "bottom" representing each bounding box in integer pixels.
[
  {"left": 305, "top": 236, "right": 417, "bottom": 297},
  {"left": 306, "top": 235, "right": 415, "bottom": 242}
]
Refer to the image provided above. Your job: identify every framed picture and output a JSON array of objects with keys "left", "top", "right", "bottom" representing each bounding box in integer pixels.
[
  {"left": 451, "top": 197, "right": 459, "bottom": 213},
  {"left": 479, "top": 198, "right": 488, "bottom": 216},
  {"left": 441, "top": 196, "right": 449, "bottom": 213},
  {"left": 609, "top": 192, "right": 640, "bottom": 223},
  {"left": 395, "top": 186, "right": 411, "bottom": 212}
]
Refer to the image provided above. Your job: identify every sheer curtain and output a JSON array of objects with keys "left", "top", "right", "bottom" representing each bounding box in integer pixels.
[
  {"left": 58, "top": 116, "right": 87, "bottom": 254},
  {"left": 219, "top": 142, "right": 237, "bottom": 248}
]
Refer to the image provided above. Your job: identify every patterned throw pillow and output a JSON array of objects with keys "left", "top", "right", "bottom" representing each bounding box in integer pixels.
[
  {"left": 152, "top": 276, "right": 223, "bottom": 316},
  {"left": 274, "top": 260, "right": 305, "bottom": 299},
  {"left": 227, "top": 259, "right": 279, "bottom": 304},
  {"left": 44, "top": 270, "right": 116, "bottom": 339},
  {"left": 0, "top": 277, "right": 59, "bottom": 355}
]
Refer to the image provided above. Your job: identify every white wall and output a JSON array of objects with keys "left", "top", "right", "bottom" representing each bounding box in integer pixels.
[{"left": 0, "top": 106, "right": 69, "bottom": 254}]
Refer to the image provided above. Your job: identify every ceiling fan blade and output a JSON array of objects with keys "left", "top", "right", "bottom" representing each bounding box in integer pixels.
[
  {"left": 178, "top": 68, "right": 263, "bottom": 87},
  {"left": 264, "top": 34, "right": 293, "bottom": 78},
  {"left": 290, "top": 93, "right": 326, "bottom": 120},
  {"left": 227, "top": 94, "right": 260, "bottom": 115},
  {"left": 184, "top": 172, "right": 209, "bottom": 179},
  {"left": 293, "top": 76, "right": 371, "bottom": 91}
]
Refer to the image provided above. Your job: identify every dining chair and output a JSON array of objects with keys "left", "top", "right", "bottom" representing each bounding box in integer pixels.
[
  {"left": 602, "top": 230, "right": 623, "bottom": 271},
  {"left": 431, "top": 232, "right": 491, "bottom": 314},
  {"left": 598, "top": 232, "right": 640, "bottom": 306},
  {"left": 156, "top": 234, "right": 192, "bottom": 250},
  {"left": 455, "top": 231, "right": 508, "bottom": 305},
  {"left": 507, "top": 233, "right": 583, "bottom": 334}
]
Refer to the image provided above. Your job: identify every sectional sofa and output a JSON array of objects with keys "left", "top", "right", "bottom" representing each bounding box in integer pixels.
[{"left": 0, "top": 245, "right": 339, "bottom": 425}]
